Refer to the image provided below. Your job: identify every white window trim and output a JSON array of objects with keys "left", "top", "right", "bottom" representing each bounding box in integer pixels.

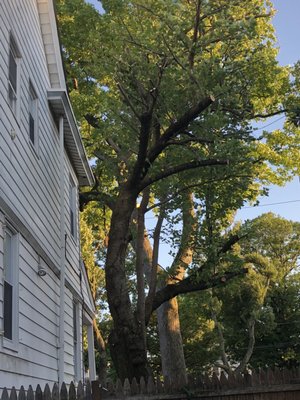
[
  {"left": 28, "top": 80, "right": 39, "bottom": 155},
  {"left": 69, "top": 175, "right": 78, "bottom": 242},
  {"left": 8, "top": 33, "right": 21, "bottom": 122},
  {"left": 2, "top": 222, "right": 19, "bottom": 352}
]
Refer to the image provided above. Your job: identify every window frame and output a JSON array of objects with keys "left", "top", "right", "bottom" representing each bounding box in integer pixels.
[
  {"left": 28, "top": 80, "right": 39, "bottom": 152},
  {"left": 2, "top": 223, "right": 19, "bottom": 351},
  {"left": 69, "top": 176, "right": 77, "bottom": 241},
  {"left": 8, "top": 34, "right": 21, "bottom": 119}
]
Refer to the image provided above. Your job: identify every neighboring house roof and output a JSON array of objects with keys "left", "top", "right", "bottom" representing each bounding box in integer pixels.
[{"left": 37, "top": 0, "right": 94, "bottom": 187}]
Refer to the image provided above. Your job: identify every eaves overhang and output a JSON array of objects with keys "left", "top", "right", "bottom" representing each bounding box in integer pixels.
[{"left": 47, "top": 89, "right": 94, "bottom": 187}]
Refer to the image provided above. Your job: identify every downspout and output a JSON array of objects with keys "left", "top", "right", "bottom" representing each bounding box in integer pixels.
[{"left": 58, "top": 115, "right": 66, "bottom": 386}]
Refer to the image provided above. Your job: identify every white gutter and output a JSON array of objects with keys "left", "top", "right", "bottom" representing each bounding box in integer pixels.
[{"left": 58, "top": 115, "right": 66, "bottom": 386}]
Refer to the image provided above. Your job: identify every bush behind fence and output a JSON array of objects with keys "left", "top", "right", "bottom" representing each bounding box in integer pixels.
[{"left": 1, "top": 367, "right": 300, "bottom": 400}]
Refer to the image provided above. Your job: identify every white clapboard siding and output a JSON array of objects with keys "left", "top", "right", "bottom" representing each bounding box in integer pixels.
[
  {"left": 64, "top": 288, "right": 76, "bottom": 382},
  {"left": 0, "top": 0, "right": 95, "bottom": 388},
  {"left": 0, "top": 235, "right": 60, "bottom": 385},
  {"left": 0, "top": 1, "right": 63, "bottom": 269},
  {"left": 0, "top": 213, "right": 4, "bottom": 321}
]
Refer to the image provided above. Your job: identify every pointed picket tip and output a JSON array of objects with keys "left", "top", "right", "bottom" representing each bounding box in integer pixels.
[
  {"left": 27, "top": 386, "right": 34, "bottom": 400},
  {"left": 1, "top": 388, "right": 9, "bottom": 400},
  {"left": 77, "top": 381, "right": 84, "bottom": 400},
  {"left": 139, "top": 377, "right": 146, "bottom": 394},
  {"left": 123, "top": 378, "right": 130, "bottom": 396},
  {"left": 52, "top": 383, "right": 59, "bottom": 400},
  {"left": 10, "top": 387, "right": 18, "bottom": 400},
  {"left": 43, "top": 384, "right": 51, "bottom": 400},
  {"left": 115, "top": 379, "right": 123, "bottom": 395},
  {"left": 69, "top": 381, "right": 76, "bottom": 400},
  {"left": 60, "top": 382, "right": 68, "bottom": 400},
  {"left": 130, "top": 377, "right": 139, "bottom": 396},
  {"left": 18, "top": 386, "right": 26, "bottom": 400}
]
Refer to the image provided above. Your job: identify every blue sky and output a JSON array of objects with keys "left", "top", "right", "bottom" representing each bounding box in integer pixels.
[
  {"left": 236, "top": 0, "right": 300, "bottom": 223},
  {"left": 85, "top": 0, "right": 300, "bottom": 222}
]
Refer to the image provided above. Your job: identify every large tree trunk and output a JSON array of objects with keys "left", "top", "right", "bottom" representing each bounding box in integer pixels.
[
  {"left": 156, "top": 297, "right": 187, "bottom": 389},
  {"left": 143, "top": 193, "right": 196, "bottom": 388},
  {"left": 105, "top": 185, "right": 149, "bottom": 382}
]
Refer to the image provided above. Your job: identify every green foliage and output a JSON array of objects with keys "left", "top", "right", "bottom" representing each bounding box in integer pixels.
[
  {"left": 56, "top": 0, "right": 300, "bottom": 378},
  {"left": 179, "top": 213, "right": 300, "bottom": 373}
]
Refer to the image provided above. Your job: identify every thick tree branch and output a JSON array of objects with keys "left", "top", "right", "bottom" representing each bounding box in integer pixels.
[
  {"left": 140, "top": 158, "right": 229, "bottom": 190},
  {"left": 151, "top": 267, "right": 248, "bottom": 313},
  {"left": 129, "top": 112, "right": 152, "bottom": 186},
  {"left": 147, "top": 95, "right": 215, "bottom": 164},
  {"left": 79, "top": 190, "right": 115, "bottom": 210}
]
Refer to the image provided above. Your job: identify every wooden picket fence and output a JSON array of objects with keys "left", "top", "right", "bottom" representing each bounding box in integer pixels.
[{"left": 1, "top": 367, "right": 300, "bottom": 400}]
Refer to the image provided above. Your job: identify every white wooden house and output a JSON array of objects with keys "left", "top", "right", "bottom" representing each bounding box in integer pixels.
[{"left": 0, "top": 0, "right": 97, "bottom": 388}]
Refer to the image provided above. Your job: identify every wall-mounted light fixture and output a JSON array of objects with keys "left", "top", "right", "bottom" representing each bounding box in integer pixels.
[{"left": 37, "top": 255, "right": 47, "bottom": 277}]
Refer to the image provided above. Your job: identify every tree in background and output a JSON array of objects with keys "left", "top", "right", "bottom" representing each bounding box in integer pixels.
[
  {"left": 179, "top": 213, "right": 300, "bottom": 374},
  {"left": 56, "top": 0, "right": 300, "bottom": 383}
]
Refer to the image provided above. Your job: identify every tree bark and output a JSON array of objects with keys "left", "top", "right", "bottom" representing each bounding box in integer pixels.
[{"left": 105, "top": 185, "right": 149, "bottom": 382}]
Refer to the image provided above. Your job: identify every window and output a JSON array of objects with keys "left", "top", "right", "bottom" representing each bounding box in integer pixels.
[
  {"left": 3, "top": 224, "right": 19, "bottom": 349},
  {"left": 69, "top": 177, "right": 77, "bottom": 240},
  {"left": 29, "top": 82, "right": 38, "bottom": 147},
  {"left": 8, "top": 35, "right": 20, "bottom": 114}
]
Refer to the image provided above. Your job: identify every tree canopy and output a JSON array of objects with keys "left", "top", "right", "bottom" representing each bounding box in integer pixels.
[{"left": 57, "top": 0, "right": 300, "bottom": 383}]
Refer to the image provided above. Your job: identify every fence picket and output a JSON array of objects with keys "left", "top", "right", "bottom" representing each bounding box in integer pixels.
[
  {"left": 2, "top": 367, "right": 300, "bottom": 400},
  {"left": 85, "top": 381, "right": 92, "bottom": 400},
  {"left": 147, "top": 377, "right": 155, "bottom": 395},
  {"left": 60, "top": 383, "right": 68, "bottom": 400},
  {"left": 123, "top": 379, "right": 130, "bottom": 396},
  {"left": 77, "top": 382, "right": 84, "bottom": 400},
  {"left": 130, "top": 378, "right": 139, "bottom": 396},
  {"left": 69, "top": 382, "right": 76, "bottom": 400},
  {"left": 10, "top": 388, "right": 17, "bottom": 400},
  {"left": 27, "top": 386, "right": 34, "bottom": 400},
  {"left": 115, "top": 379, "right": 123, "bottom": 396},
  {"left": 52, "top": 383, "right": 59, "bottom": 400},
  {"left": 139, "top": 377, "right": 146, "bottom": 394},
  {"left": 18, "top": 386, "right": 25, "bottom": 400},
  {"left": 156, "top": 378, "right": 164, "bottom": 394},
  {"left": 1, "top": 388, "right": 9, "bottom": 400}
]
